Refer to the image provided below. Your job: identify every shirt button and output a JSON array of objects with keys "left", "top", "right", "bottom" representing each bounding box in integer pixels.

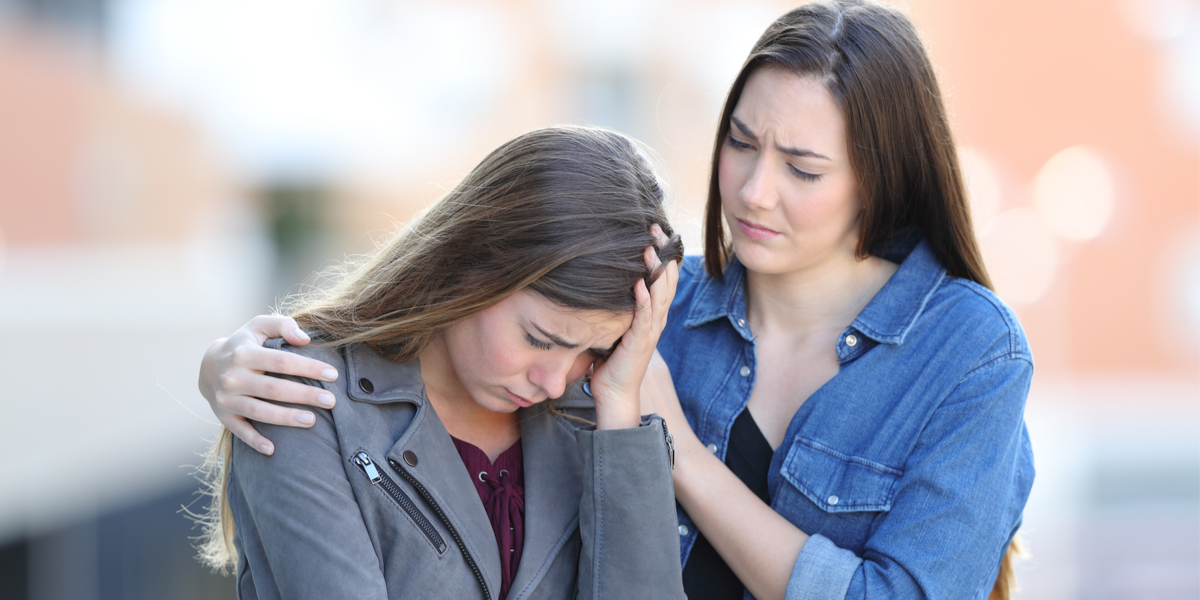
[
  {"left": 706, "top": 443, "right": 718, "bottom": 453},
  {"left": 845, "top": 335, "right": 858, "bottom": 347},
  {"left": 678, "top": 525, "right": 689, "bottom": 536},
  {"left": 739, "top": 365, "right": 751, "bottom": 377},
  {"left": 827, "top": 495, "right": 839, "bottom": 505},
  {"left": 737, "top": 318, "right": 746, "bottom": 327},
  {"left": 359, "top": 378, "right": 374, "bottom": 394},
  {"left": 582, "top": 380, "right": 592, "bottom": 397}
]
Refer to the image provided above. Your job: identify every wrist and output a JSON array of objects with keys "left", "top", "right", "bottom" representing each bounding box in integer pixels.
[{"left": 593, "top": 401, "right": 641, "bottom": 430}]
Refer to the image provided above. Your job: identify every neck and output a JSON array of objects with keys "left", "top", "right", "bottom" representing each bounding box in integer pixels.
[
  {"left": 418, "top": 334, "right": 520, "bottom": 457},
  {"left": 743, "top": 249, "right": 897, "bottom": 338}
]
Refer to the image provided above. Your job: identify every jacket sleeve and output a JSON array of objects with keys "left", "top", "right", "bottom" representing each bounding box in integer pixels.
[
  {"left": 227, "top": 386, "right": 389, "bottom": 600},
  {"left": 574, "top": 415, "right": 687, "bottom": 600},
  {"left": 785, "top": 356, "right": 1035, "bottom": 600}
]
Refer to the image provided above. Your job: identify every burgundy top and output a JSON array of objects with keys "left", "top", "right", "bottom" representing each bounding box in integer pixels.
[{"left": 451, "top": 437, "right": 525, "bottom": 600}]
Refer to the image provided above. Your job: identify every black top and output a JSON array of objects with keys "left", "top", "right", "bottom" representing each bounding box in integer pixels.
[{"left": 681, "top": 407, "right": 775, "bottom": 600}]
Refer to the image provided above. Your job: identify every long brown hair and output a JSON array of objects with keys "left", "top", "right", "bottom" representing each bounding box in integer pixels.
[
  {"left": 197, "top": 125, "right": 683, "bottom": 571},
  {"left": 703, "top": 0, "right": 991, "bottom": 290}
]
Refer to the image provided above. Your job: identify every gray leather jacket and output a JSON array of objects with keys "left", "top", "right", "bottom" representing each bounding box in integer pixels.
[{"left": 226, "top": 340, "right": 685, "bottom": 600}]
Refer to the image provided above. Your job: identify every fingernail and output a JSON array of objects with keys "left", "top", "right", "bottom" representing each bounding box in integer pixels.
[
  {"left": 297, "top": 412, "right": 315, "bottom": 425},
  {"left": 317, "top": 393, "right": 335, "bottom": 408},
  {"left": 321, "top": 368, "right": 338, "bottom": 381},
  {"left": 259, "top": 444, "right": 273, "bottom": 455},
  {"left": 293, "top": 328, "right": 310, "bottom": 340}
]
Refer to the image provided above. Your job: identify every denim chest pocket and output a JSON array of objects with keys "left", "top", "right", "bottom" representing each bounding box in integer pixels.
[{"left": 777, "top": 437, "right": 902, "bottom": 551}]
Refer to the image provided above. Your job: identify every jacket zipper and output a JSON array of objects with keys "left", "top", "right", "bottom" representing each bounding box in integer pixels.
[
  {"left": 388, "top": 457, "right": 494, "bottom": 600},
  {"left": 352, "top": 451, "right": 448, "bottom": 554}
]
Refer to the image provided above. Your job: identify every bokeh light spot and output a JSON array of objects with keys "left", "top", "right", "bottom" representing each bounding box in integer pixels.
[
  {"left": 959, "top": 145, "right": 1004, "bottom": 234},
  {"left": 982, "top": 208, "right": 1060, "bottom": 305},
  {"left": 1033, "top": 145, "right": 1117, "bottom": 241}
]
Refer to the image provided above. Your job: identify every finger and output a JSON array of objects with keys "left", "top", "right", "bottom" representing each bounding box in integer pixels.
[
  {"left": 650, "top": 223, "right": 669, "bottom": 249},
  {"left": 217, "top": 392, "right": 318, "bottom": 428},
  {"left": 626, "top": 278, "right": 654, "bottom": 349},
  {"left": 231, "top": 344, "right": 338, "bottom": 382},
  {"left": 644, "top": 244, "right": 663, "bottom": 273},
  {"left": 647, "top": 255, "right": 679, "bottom": 314},
  {"left": 222, "top": 369, "right": 336, "bottom": 408},
  {"left": 220, "top": 415, "right": 276, "bottom": 456},
  {"left": 245, "top": 315, "right": 311, "bottom": 347}
]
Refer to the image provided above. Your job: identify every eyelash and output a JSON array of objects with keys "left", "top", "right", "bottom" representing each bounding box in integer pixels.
[
  {"left": 526, "top": 332, "right": 609, "bottom": 360},
  {"left": 726, "top": 135, "right": 823, "bottom": 183},
  {"left": 525, "top": 332, "right": 552, "bottom": 351}
]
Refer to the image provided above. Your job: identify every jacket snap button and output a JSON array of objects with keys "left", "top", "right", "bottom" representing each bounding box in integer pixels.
[
  {"left": 359, "top": 378, "right": 374, "bottom": 394},
  {"left": 845, "top": 335, "right": 858, "bottom": 347},
  {"left": 739, "top": 365, "right": 751, "bottom": 377},
  {"left": 706, "top": 443, "right": 718, "bottom": 453},
  {"left": 827, "top": 495, "right": 839, "bottom": 505},
  {"left": 678, "top": 525, "right": 689, "bottom": 536},
  {"left": 403, "top": 450, "right": 418, "bottom": 467}
]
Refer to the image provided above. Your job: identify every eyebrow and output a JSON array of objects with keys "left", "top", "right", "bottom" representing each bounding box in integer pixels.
[
  {"left": 532, "top": 323, "right": 578, "bottom": 349},
  {"left": 532, "top": 322, "right": 620, "bottom": 358},
  {"left": 730, "top": 116, "right": 832, "bottom": 161}
]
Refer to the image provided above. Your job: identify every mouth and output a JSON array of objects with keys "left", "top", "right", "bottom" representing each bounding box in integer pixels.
[
  {"left": 735, "top": 218, "right": 779, "bottom": 240},
  {"left": 505, "top": 389, "right": 536, "bottom": 408}
]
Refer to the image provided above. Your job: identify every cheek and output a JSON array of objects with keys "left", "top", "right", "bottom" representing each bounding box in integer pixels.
[{"left": 565, "top": 355, "right": 595, "bottom": 383}]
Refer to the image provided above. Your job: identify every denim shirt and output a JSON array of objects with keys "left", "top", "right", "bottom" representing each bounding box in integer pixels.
[{"left": 660, "top": 240, "right": 1035, "bottom": 600}]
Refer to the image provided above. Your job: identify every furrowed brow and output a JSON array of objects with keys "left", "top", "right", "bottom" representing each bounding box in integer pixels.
[
  {"left": 731, "top": 115, "right": 832, "bottom": 160},
  {"left": 730, "top": 115, "right": 757, "bottom": 141},
  {"left": 531, "top": 323, "right": 579, "bottom": 350}
]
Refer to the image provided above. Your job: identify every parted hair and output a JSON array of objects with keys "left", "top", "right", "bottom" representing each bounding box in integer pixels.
[
  {"left": 197, "top": 125, "right": 683, "bottom": 571},
  {"left": 703, "top": 0, "right": 992, "bottom": 290}
]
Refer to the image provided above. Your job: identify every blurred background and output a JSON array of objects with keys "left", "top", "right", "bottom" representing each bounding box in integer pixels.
[{"left": 0, "top": 0, "right": 1195, "bottom": 598}]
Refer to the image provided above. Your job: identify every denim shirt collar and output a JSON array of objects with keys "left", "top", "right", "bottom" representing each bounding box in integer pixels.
[{"left": 682, "top": 238, "right": 946, "bottom": 348}]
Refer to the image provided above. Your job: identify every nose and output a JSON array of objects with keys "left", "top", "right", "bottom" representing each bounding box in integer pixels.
[
  {"left": 739, "top": 154, "right": 779, "bottom": 211},
  {"left": 528, "top": 354, "right": 581, "bottom": 401}
]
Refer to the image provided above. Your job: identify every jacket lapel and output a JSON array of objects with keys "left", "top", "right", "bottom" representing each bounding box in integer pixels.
[
  {"left": 345, "top": 345, "right": 503, "bottom": 599},
  {"left": 508, "top": 406, "right": 583, "bottom": 597}
]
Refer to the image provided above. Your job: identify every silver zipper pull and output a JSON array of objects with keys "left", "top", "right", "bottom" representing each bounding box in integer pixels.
[{"left": 353, "top": 452, "right": 382, "bottom": 484}]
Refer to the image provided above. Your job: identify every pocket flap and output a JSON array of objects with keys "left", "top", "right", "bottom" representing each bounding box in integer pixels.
[{"left": 781, "top": 437, "right": 902, "bottom": 513}]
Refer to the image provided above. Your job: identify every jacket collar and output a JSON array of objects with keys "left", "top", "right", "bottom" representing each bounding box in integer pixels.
[
  {"left": 683, "top": 257, "right": 754, "bottom": 342},
  {"left": 682, "top": 236, "right": 945, "bottom": 347},
  {"left": 850, "top": 239, "right": 945, "bottom": 345},
  {"left": 342, "top": 344, "right": 585, "bottom": 598}
]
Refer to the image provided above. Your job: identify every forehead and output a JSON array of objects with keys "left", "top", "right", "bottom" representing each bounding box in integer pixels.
[{"left": 734, "top": 67, "right": 848, "bottom": 155}]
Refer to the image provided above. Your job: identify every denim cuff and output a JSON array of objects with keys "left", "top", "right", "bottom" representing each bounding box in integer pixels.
[{"left": 785, "top": 534, "right": 861, "bottom": 600}]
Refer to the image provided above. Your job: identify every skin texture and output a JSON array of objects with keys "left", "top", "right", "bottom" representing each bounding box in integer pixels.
[{"left": 199, "top": 228, "right": 677, "bottom": 456}]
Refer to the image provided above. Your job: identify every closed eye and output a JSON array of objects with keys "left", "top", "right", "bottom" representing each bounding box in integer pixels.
[
  {"left": 726, "top": 135, "right": 753, "bottom": 151},
  {"left": 788, "top": 163, "right": 822, "bottom": 182},
  {"left": 525, "top": 332, "right": 552, "bottom": 351}
]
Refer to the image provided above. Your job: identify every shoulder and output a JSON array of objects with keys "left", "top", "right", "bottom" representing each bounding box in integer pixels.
[
  {"left": 264, "top": 336, "right": 346, "bottom": 371},
  {"left": 924, "top": 277, "right": 1033, "bottom": 368}
]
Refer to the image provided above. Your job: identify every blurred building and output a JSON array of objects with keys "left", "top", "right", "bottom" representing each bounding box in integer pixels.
[{"left": 0, "top": 0, "right": 1196, "bottom": 599}]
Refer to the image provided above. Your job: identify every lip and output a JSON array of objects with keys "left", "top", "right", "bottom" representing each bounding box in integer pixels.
[
  {"left": 505, "top": 389, "right": 536, "bottom": 408},
  {"left": 735, "top": 218, "right": 780, "bottom": 240}
]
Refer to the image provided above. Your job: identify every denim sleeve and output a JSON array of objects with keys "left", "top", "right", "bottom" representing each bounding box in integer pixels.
[
  {"left": 574, "top": 415, "right": 687, "bottom": 600},
  {"left": 228, "top": 399, "right": 390, "bottom": 600},
  {"left": 786, "top": 356, "right": 1034, "bottom": 600}
]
